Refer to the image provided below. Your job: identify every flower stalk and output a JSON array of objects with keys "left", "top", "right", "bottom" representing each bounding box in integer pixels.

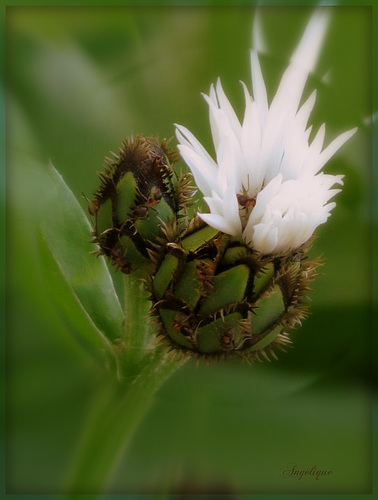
[{"left": 65, "top": 346, "right": 186, "bottom": 495}]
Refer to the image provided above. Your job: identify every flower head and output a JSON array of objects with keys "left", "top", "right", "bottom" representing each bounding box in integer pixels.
[{"left": 176, "top": 10, "right": 356, "bottom": 255}]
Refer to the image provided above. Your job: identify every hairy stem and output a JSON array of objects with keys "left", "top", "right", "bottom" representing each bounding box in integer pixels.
[
  {"left": 65, "top": 347, "right": 186, "bottom": 495},
  {"left": 65, "top": 273, "right": 187, "bottom": 495}
]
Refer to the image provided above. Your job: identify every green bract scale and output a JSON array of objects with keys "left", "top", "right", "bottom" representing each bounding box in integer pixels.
[
  {"left": 149, "top": 218, "right": 321, "bottom": 361},
  {"left": 89, "top": 136, "right": 192, "bottom": 273}
]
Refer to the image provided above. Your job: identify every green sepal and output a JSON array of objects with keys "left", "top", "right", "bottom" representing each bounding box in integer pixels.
[
  {"left": 154, "top": 197, "right": 175, "bottom": 224},
  {"left": 173, "top": 260, "right": 201, "bottom": 308},
  {"left": 115, "top": 172, "right": 137, "bottom": 224},
  {"left": 221, "top": 246, "right": 248, "bottom": 266},
  {"left": 277, "top": 261, "right": 301, "bottom": 307},
  {"left": 159, "top": 309, "right": 194, "bottom": 350},
  {"left": 253, "top": 263, "right": 274, "bottom": 297},
  {"left": 199, "top": 265, "right": 250, "bottom": 315},
  {"left": 153, "top": 254, "right": 179, "bottom": 299},
  {"left": 95, "top": 197, "right": 113, "bottom": 236},
  {"left": 251, "top": 284, "right": 285, "bottom": 335},
  {"left": 181, "top": 226, "right": 219, "bottom": 252},
  {"left": 250, "top": 324, "right": 282, "bottom": 351},
  {"left": 134, "top": 199, "right": 174, "bottom": 241},
  {"left": 119, "top": 235, "right": 149, "bottom": 268},
  {"left": 197, "top": 312, "right": 242, "bottom": 354}
]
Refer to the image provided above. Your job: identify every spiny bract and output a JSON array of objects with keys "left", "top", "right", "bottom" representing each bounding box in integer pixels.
[
  {"left": 89, "top": 135, "right": 192, "bottom": 274},
  {"left": 148, "top": 217, "right": 321, "bottom": 361}
]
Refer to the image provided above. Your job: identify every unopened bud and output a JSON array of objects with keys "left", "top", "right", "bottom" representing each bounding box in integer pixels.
[{"left": 89, "top": 135, "right": 192, "bottom": 273}]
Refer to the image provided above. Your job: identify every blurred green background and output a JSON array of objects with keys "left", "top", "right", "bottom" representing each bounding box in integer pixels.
[{"left": 6, "top": 5, "right": 372, "bottom": 496}]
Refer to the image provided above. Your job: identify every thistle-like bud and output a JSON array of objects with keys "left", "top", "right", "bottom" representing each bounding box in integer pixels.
[
  {"left": 149, "top": 218, "right": 321, "bottom": 361},
  {"left": 89, "top": 136, "right": 192, "bottom": 273}
]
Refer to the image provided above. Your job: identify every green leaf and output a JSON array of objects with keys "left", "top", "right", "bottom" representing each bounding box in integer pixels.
[
  {"left": 37, "top": 231, "right": 117, "bottom": 365},
  {"left": 38, "top": 164, "right": 124, "bottom": 344}
]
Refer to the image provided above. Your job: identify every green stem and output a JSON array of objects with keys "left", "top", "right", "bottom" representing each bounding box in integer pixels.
[
  {"left": 122, "top": 272, "right": 154, "bottom": 368},
  {"left": 65, "top": 272, "right": 187, "bottom": 495},
  {"left": 65, "top": 347, "right": 186, "bottom": 495}
]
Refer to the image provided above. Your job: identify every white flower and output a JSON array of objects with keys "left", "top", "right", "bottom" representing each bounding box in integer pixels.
[{"left": 175, "top": 10, "right": 357, "bottom": 255}]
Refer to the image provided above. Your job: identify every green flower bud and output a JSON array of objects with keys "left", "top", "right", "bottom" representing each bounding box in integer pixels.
[
  {"left": 89, "top": 135, "right": 192, "bottom": 273},
  {"left": 149, "top": 219, "right": 321, "bottom": 361}
]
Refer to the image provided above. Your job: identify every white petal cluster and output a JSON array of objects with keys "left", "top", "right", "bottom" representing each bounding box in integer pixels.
[{"left": 176, "top": 10, "right": 356, "bottom": 255}]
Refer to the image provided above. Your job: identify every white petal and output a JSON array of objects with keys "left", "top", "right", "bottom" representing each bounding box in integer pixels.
[
  {"left": 203, "top": 194, "right": 224, "bottom": 215},
  {"left": 240, "top": 82, "right": 261, "bottom": 160},
  {"left": 202, "top": 92, "right": 230, "bottom": 157},
  {"left": 175, "top": 9, "right": 353, "bottom": 256},
  {"left": 295, "top": 90, "right": 317, "bottom": 130},
  {"left": 203, "top": 188, "right": 242, "bottom": 238},
  {"left": 245, "top": 172, "right": 343, "bottom": 254},
  {"left": 199, "top": 213, "right": 239, "bottom": 237},
  {"left": 291, "top": 9, "right": 330, "bottom": 75},
  {"left": 249, "top": 224, "right": 278, "bottom": 254},
  {"left": 175, "top": 123, "right": 216, "bottom": 164},
  {"left": 252, "top": 10, "right": 266, "bottom": 54},
  {"left": 178, "top": 144, "right": 217, "bottom": 197},
  {"left": 249, "top": 173, "right": 283, "bottom": 224},
  {"left": 215, "top": 78, "right": 242, "bottom": 139},
  {"left": 203, "top": 93, "right": 244, "bottom": 189},
  {"left": 250, "top": 49, "right": 268, "bottom": 128},
  {"left": 202, "top": 86, "right": 221, "bottom": 151},
  {"left": 310, "top": 127, "right": 357, "bottom": 174},
  {"left": 260, "top": 10, "right": 330, "bottom": 181},
  {"left": 310, "top": 123, "right": 326, "bottom": 156},
  {"left": 223, "top": 187, "right": 243, "bottom": 235}
]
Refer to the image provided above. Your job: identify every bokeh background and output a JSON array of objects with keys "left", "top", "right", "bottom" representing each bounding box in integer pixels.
[{"left": 6, "top": 5, "right": 372, "bottom": 495}]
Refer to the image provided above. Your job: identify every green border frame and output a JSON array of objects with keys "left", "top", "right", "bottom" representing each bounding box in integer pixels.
[{"left": 1, "top": 1, "right": 376, "bottom": 499}]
